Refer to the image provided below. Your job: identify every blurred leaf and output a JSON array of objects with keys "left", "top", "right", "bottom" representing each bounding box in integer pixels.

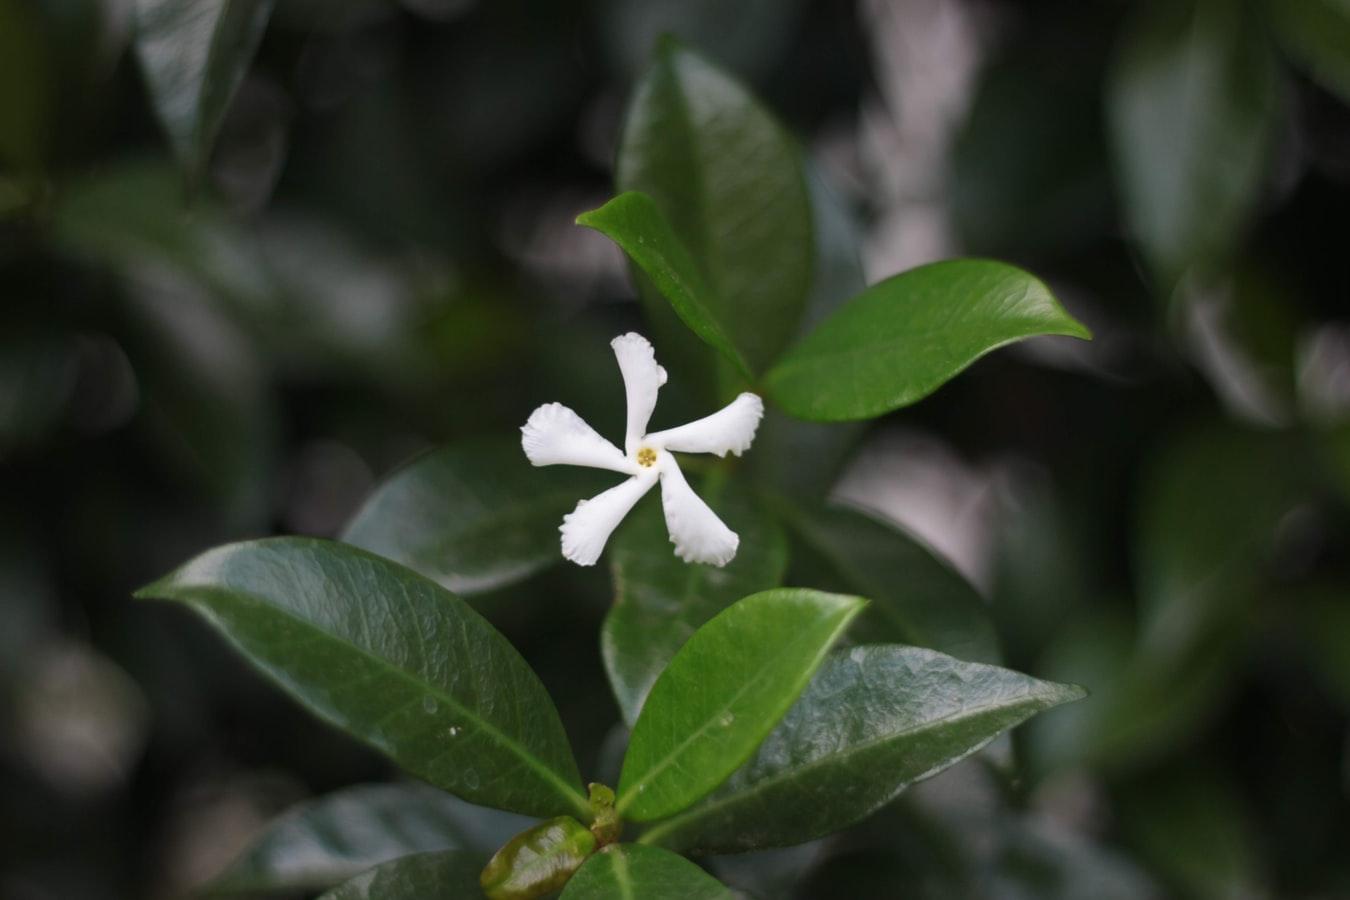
[
  {"left": 0, "top": 0, "right": 52, "bottom": 172},
  {"left": 137, "top": 538, "right": 589, "bottom": 819},
  {"left": 603, "top": 480, "right": 787, "bottom": 727},
  {"left": 763, "top": 260, "right": 1090, "bottom": 422},
  {"left": 1117, "top": 766, "right": 1265, "bottom": 899},
  {"left": 600, "top": 0, "right": 804, "bottom": 81},
  {"left": 133, "top": 0, "right": 276, "bottom": 181},
  {"left": 579, "top": 192, "right": 750, "bottom": 376},
  {"left": 616, "top": 39, "right": 812, "bottom": 375},
  {"left": 642, "top": 645, "right": 1084, "bottom": 854},
  {"left": 951, "top": 44, "right": 1111, "bottom": 257},
  {"left": 0, "top": 337, "right": 80, "bottom": 453},
  {"left": 317, "top": 850, "right": 484, "bottom": 899},
  {"left": 751, "top": 166, "right": 867, "bottom": 501},
  {"left": 616, "top": 589, "right": 864, "bottom": 822},
  {"left": 1108, "top": 0, "right": 1279, "bottom": 290},
  {"left": 342, "top": 439, "right": 607, "bottom": 596},
  {"left": 209, "top": 783, "right": 533, "bottom": 894},
  {"left": 559, "top": 845, "right": 731, "bottom": 899},
  {"left": 480, "top": 816, "right": 595, "bottom": 900},
  {"left": 778, "top": 500, "right": 1000, "bottom": 664},
  {"left": 1265, "top": 0, "right": 1350, "bottom": 104}
]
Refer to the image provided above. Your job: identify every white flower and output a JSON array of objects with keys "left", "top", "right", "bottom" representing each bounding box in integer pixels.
[{"left": 521, "top": 333, "right": 764, "bottom": 568}]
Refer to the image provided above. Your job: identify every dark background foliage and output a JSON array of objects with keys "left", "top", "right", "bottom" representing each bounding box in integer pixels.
[{"left": 2, "top": 0, "right": 1349, "bottom": 897}]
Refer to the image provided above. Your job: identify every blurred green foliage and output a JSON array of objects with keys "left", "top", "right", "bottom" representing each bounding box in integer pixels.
[{"left": 3, "top": 0, "right": 1350, "bottom": 897}]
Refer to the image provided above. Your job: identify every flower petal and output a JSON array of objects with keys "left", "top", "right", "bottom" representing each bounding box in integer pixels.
[
  {"left": 522, "top": 403, "right": 634, "bottom": 474},
  {"left": 560, "top": 474, "right": 658, "bottom": 566},
  {"left": 658, "top": 459, "right": 739, "bottom": 566},
  {"left": 611, "top": 333, "right": 667, "bottom": 454},
  {"left": 648, "top": 392, "right": 764, "bottom": 457}
]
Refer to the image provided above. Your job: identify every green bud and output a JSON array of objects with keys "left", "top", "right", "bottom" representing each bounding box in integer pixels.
[
  {"left": 480, "top": 816, "right": 597, "bottom": 900},
  {"left": 588, "top": 782, "right": 622, "bottom": 846}
]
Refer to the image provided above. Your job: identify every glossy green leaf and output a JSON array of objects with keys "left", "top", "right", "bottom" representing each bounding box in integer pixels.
[
  {"left": 209, "top": 783, "right": 533, "bottom": 893},
  {"left": 642, "top": 645, "right": 1083, "bottom": 853},
  {"left": 342, "top": 439, "right": 605, "bottom": 595},
  {"left": 134, "top": 0, "right": 275, "bottom": 180},
  {"left": 560, "top": 845, "right": 731, "bottom": 900},
  {"left": 763, "top": 259, "right": 1090, "bottom": 421},
  {"left": 616, "top": 39, "right": 812, "bottom": 374},
  {"left": 479, "top": 816, "right": 595, "bottom": 900},
  {"left": 778, "top": 500, "right": 1000, "bottom": 664},
  {"left": 578, "top": 192, "right": 749, "bottom": 377},
  {"left": 1266, "top": 0, "right": 1350, "bottom": 105},
  {"left": 616, "top": 589, "right": 865, "bottom": 822},
  {"left": 603, "top": 480, "right": 787, "bottom": 727},
  {"left": 136, "top": 538, "right": 588, "bottom": 819},
  {"left": 1107, "top": 0, "right": 1279, "bottom": 290},
  {"left": 317, "top": 850, "right": 483, "bottom": 900}
]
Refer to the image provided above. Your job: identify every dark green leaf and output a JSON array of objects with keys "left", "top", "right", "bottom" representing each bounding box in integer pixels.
[
  {"left": 209, "top": 783, "right": 533, "bottom": 894},
  {"left": 616, "top": 39, "right": 812, "bottom": 373},
  {"left": 778, "top": 500, "right": 1000, "bottom": 664},
  {"left": 560, "top": 845, "right": 731, "bottom": 900},
  {"left": 480, "top": 816, "right": 596, "bottom": 900},
  {"left": 616, "top": 589, "right": 865, "bottom": 822},
  {"left": 603, "top": 480, "right": 787, "bottom": 727},
  {"left": 1107, "top": 0, "right": 1279, "bottom": 290},
  {"left": 342, "top": 439, "right": 606, "bottom": 595},
  {"left": 641, "top": 645, "right": 1083, "bottom": 853},
  {"left": 134, "top": 0, "right": 275, "bottom": 180},
  {"left": 763, "top": 259, "right": 1090, "bottom": 422},
  {"left": 137, "top": 537, "right": 588, "bottom": 819},
  {"left": 1266, "top": 0, "right": 1350, "bottom": 105},
  {"left": 317, "top": 850, "right": 483, "bottom": 900},
  {"left": 578, "top": 192, "right": 750, "bottom": 376}
]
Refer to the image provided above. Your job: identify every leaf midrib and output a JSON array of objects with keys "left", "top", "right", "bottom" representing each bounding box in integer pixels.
[
  {"left": 180, "top": 583, "right": 589, "bottom": 817},
  {"left": 639, "top": 689, "right": 1066, "bottom": 846}
]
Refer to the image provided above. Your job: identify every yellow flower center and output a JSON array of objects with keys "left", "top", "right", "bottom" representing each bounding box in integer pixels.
[{"left": 636, "top": 447, "right": 658, "bottom": 468}]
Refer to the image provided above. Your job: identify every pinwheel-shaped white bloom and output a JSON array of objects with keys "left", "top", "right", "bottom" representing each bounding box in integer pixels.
[{"left": 522, "top": 333, "right": 763, "bottom": 567}]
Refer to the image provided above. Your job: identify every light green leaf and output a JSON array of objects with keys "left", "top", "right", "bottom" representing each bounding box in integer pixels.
[
  {"left": 342, "top": 439, "right": 606, "bottom": 595},
  {"left": 778, "top": 500, "right": 1000, "bottom": 664},
  {"left": 137, "top": 538, "right": 588, "bottom": 819},
  {"left": 617, "top": 589, "right": 865, "bottom": 822},
  {"left": 1107, "top": 0, "right": 1279, "bottom": 290},
  {"left": 480, "top": 816, "right": 596, "bottom": 900},
  {"left": 763, "top": 259, "right": 1090, "bottom": 422},
  {"left": 642, "top": 645, "right": 1083, "bottom": 853},
  {"left": 208, "top": 783, "right": 533, "bottom": 894},
  {"left": 1265, "top": 0, "right": 1350, "bottom": 106},
  {"left": 560, "top": 845, "right": 731, "bottom": 900},
  {"left": 134, "top": 0, "right": 275, "bottom": 180},
  {"left": 578, "top": 192, "right": 750, "bottom": 377},
  {"left": 603, "top": 480, "right": 787, "bottom": 727},
  {"left": 616, "top": 39, "right": 812, "bottom": 374},
  {"left": 317, "top": 850, "right": 483, "bottom": 899}
]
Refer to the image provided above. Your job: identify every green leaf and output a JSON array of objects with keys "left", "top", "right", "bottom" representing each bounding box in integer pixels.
[
  {"left": 317, "top": 850, "right": 484, "bottom": 900},
  {"left": 616, "top": 39, "right": 812, "bottom": 374},
  {"left": 136, "top": 537, "right": 588, "bottom": 819},
  {"left": 763, "top": 259, "right": 1090, "bottom": 422},
  {"left": 1265, "top": 0, "right": 1350, "bottom": 106},
  {"left": 778, "top": 500, "right": 1000, "bottom": 664},
  {"left": 560, "top": 845, "right": 731, "bottom": 900},
  {"left": 578, "top": 192, "right": 750, "bottom": 377},
  {"left": 1107, "top": 0, "right": 1279, "bottom": 290},
  {"left": 603, "top": 480, "right": 787, "bottom": 727},
  {"left": 480, "top": 816, "right": 597, "bottom": 900},
  {"left": 616, "top": 589, "right": 865, "bottom": 822},
  {"left": 208, "top": 783, "right": 533, "bottom": 894},
  {"left": 641, "top": 645, "right": 1083, "bottom": 853},
  {"left": 134, "top": 0, "right": 275, "bottom": 181},
  {"left": 342, "top": 438, "right": 606, "bottom": 595}
]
